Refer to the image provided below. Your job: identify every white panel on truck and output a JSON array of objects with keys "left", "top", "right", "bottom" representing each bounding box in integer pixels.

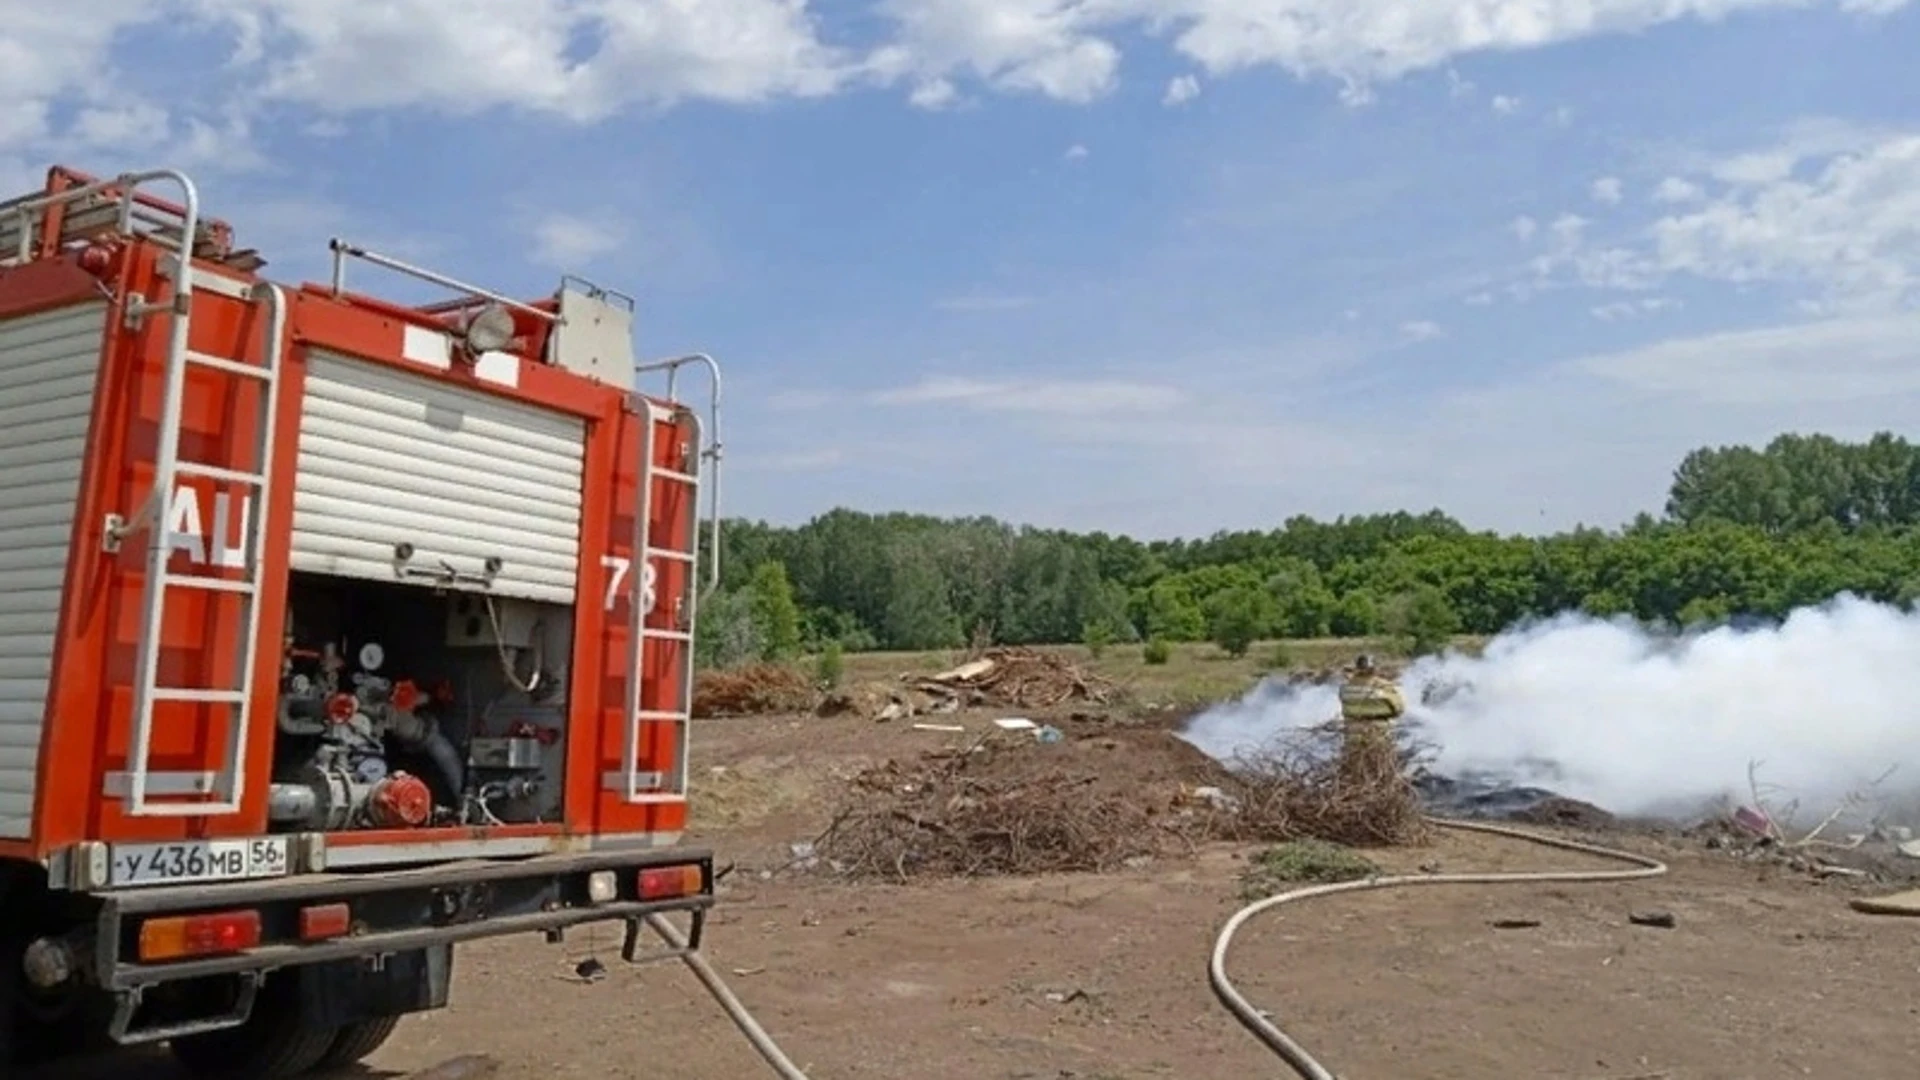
[
  {"left": 291, "top": 350, "right": 586, "bottom": 605},
  {"left": 0, "top": 302, "right": 106, "bottom": 838}
]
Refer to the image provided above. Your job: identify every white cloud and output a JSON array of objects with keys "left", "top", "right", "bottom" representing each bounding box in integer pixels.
[
  {"left": 1510, "top": 215, "right": 1539, "bottom": 242},
  {"left": 1589, "top": 296, "right": 1677, "bottom": 321},
  {"left": 1574, "top": 314, "right": 1920, "bottom": 404},
  {"left": 1651, "top": 130, "right": 1920, "bottom": 311},
  {"left": 1653, "top": 176, "right": 1702, "bottom": 203},
  {"left": 203, "top": 0, "right": 849, "bottom": 118},
  {"left": 1063, "top": 142, "right": 1089, "bottom": 161},
  {"left": 868, "top": 0, "right": 1121, "bottom": 105},
  {"left": 1163, "top": 74, "right": 1201, "bottom": 106},
  {"left": 1549, "top": 213, "right": 1588, "bottom": 243},
  {"left": 908, "top": 78, "right": 961, "bottom": 109},
  {"left": 2, "top": 0, "right": 1908, "bottom": 171},
  {"left": 528, "top": 212, "right": 623, "bottom": 269},
  {"left": 872, "top": 0, "right": 1909, "bottom": 108},
  {"left": 871, "top": 374, "right": 1184, "bottom": 415},
  {"left": 1590, "top": 176, "right": 1624, "bottom": 204},
  {"left": 1490, "top": 94, "right": 1522, "bottom": 115},
  {"left": 0, "top": 0, "right": 850, "bottom": 181},
  {"left": 1400, "top": 319, "right": 1444, "bottom": 341},
  {"left": 1529, "top": 125, "right": 1920, "bottom": 312}
]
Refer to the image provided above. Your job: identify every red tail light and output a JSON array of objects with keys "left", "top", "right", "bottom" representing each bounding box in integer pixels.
[
  {"left": 138, "top": 910, "right": 262, "bottom": 962},
  {"left": 299, "top": 903, "right": 352, "bottom": 941},
  {"left": 637, "top": 865, "right": 704, "bottom": 900}
]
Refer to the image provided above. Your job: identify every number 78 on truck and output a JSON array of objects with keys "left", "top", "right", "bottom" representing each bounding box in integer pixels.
[{"left": 0, "top": 165, "right": 723, "bottom": 1077}]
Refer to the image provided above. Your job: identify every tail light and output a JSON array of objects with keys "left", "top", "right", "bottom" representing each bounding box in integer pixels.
[
  {"left": 637, "top": 864, "right": 704, "bottom": 900},
  {"left": 299, "top": 903, "right": 352, "bottom": 941},
  {"left": 138, "top": 910, "right": 262, "bottom": 962}
]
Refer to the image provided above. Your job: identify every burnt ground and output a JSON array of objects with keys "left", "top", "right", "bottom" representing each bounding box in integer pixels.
[{"left": 45, "top": 708, "right": 1920, "bottom": 1080}]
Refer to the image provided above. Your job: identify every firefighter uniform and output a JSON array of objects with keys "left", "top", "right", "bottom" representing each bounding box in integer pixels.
[{"left": 1336, "top": 655, "right": 1405, "bottom": 772}]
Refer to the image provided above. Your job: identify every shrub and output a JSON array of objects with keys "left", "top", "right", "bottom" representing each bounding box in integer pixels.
[{"left": 814, "top": 640, "right": 845, "bottom": 688}]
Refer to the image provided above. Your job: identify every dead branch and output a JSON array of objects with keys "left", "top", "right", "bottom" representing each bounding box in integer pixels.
[{"left": 1745, "top": 758, "right": 1897, "bottom": 849}]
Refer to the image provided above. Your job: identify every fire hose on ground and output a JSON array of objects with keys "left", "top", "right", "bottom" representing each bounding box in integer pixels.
[
  {"left": 1208, "top": 816, "right": 1670, "bottom": 1080},
  {"left": 643, "top": 913, "right": 813, "bottom": 1080}
]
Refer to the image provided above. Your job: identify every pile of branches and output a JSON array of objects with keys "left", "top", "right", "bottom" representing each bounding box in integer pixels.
[
  {"left": 691, "top": 663, "right": 815, "bottom": 718},
  {"left": 814, "top": 720, "right": 1436, "bottom": 882},
  {"left": 907, "top": 646, "right": 1115, "bottom": 710},
  {"left": 815, "top": 736, "right": 1215, "bottom": 879},
  {"left": 1221, "top": 723, "right": 1432, "bottom": 848}
]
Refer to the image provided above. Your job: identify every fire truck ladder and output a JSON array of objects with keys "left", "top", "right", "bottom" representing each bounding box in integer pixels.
[
  {"left": 616, "top": 354, "right": 723, "bottom": 804},
  {"left": 98, "top": 187, "right": 286, "bottom": 817}
]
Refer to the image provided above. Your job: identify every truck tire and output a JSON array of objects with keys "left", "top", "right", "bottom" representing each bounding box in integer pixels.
[
  {"left": 168, "top": 976, "right": 336, "bottom": 1080},
  {"left": 315, "top": 1015, "right": 400, "bottom": 1068}
]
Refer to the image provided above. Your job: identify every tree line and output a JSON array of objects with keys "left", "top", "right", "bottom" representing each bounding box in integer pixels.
[{"left": 694, "top": 432, "right": 1920, "bottom": 664}]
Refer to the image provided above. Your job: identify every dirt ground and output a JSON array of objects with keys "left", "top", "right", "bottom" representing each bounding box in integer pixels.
[{"left": 56, "top": 709, "right": 1920, "bottom": 1080}]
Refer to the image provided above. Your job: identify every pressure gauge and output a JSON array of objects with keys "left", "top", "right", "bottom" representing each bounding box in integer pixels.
[{"left": 358, "top": 641, "right": 385, "bottom": 672}]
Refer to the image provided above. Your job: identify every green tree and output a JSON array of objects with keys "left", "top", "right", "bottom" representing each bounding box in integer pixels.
[
  {"left": 1141, "top": 579, "right": 1206, "bottom": 642},
  {"left": 1386, "top": 585, "right": 1460, "bottom": 656},
  {"left": 1207, "top": 586, "right": 1273, "bottom": 658},
  {"left": 695, "top": 588, "right": 762, "bottom": 669},
  {"left": 881, "top": 540, "right": 962, "bottom": 650},
  {"left": 747, "top": 561, "right": 802, "bottom": 661},
  {"left": 1330, "top": 588, "right": 1382, "bottom": 636},
  {"left": 699, "top": 429, "right": 1920, "bottom": 654}
]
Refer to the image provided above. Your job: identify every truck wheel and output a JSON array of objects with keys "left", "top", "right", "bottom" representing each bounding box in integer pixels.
[
  {"left": 168, "top": 976, "right": 336, "bottom": 1080},
  {"left": 315, "top": 1015, "right": 400, "bottom": 1068}
]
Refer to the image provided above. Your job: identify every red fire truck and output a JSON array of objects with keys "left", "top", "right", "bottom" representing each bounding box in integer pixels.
[{"left": 0, "top": 167, "right": 720, "bottom": 1077}]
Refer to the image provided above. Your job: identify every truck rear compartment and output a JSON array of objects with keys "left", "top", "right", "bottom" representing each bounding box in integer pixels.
[{"left": 268, "top": 573, "right": 577, "bottom": 836}]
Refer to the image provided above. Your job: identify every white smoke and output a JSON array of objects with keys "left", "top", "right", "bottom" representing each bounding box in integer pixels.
[{"left": 1180, "top": 594, "right": 1920, "bottom": 823}]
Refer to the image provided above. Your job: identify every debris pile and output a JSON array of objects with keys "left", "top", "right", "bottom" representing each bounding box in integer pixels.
[
  {"left": 814, "top": 723, "right": 1230, "bottom": 879},
  {"left": 918, "top": 647, "right": 1115, "bottom": 708},
  {"left": 1687, "top": 808, "right": 1920, "bottom": 885},
  {"left": 813, "top": 717, "right": 1441, "bottom": 881},
  {"left": 1224, "top": 724, "right": 1432, "bottom": 848},
  {"left": 1675, "top": 763, "right": 1920, "bottom": 887},
  {"left": 830, "top": 647, "right": 1118, "bottom": 723},
  {"left": 691, "top": 664, "right": 815, "bottom": 719}
]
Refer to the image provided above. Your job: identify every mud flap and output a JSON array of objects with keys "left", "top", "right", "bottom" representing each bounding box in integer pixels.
[{"left": 295, "top": 945, "right": 454, "bottom": 1027}]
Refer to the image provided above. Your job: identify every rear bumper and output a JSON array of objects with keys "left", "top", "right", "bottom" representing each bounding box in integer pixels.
[{"left": 91, "top": 846, "right": 714, "bottom": 991}]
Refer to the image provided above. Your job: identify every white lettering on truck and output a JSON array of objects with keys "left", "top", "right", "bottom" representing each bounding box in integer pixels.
[
  {"left": 600, "top": 555, "right": 659, "bottom": 614},
  {"left": 164, "top": 484, "right": 252, "bottom": 569}
]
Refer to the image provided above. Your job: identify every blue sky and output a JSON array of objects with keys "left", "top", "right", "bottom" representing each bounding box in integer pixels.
[{"left": 5, "top": 1, "right": 1918, "bottom": 538}]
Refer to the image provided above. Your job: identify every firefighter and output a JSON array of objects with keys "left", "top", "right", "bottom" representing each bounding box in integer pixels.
[
  {"left": 1337, "top": 653, "right": 1405, "bottom": 725},
  {"left": 1336, "top": 653, "right": 1405, "bottom": 781}
]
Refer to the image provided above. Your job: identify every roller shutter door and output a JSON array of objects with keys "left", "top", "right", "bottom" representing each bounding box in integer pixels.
[{"left": 291, "top": 350, "right": 585, "bottom": 604}]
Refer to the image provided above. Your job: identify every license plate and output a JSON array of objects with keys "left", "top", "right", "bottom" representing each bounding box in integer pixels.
[{"left": 108, "top": 838, "right": 291, "bottom": 888}]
